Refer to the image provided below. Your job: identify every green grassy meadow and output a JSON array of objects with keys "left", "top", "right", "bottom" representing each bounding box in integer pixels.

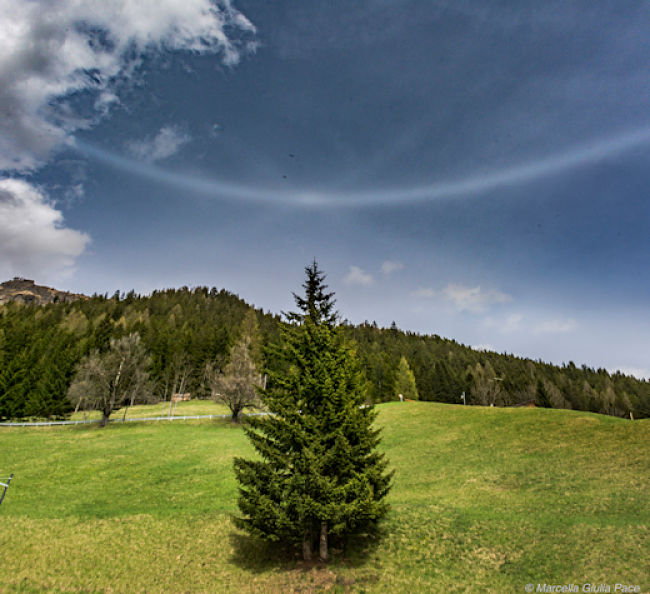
[
  {"left": 68, "top": 398, "right": 232, "bottom": 422},
  {"left": 1, "top": 402, "right": 648, "bottom": 593}
]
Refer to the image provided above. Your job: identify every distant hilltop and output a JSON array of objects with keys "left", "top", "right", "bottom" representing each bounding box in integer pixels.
[{"left": 0, "top": 277, "right": 87, "bottom": 306}]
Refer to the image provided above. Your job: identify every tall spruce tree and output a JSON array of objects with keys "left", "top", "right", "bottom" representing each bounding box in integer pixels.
[
  {"left": 536, "top": 380, "right": 552, "bottom": 408},
  {"left": 233, "top": 261, "right": 393, "bottom": 561}
]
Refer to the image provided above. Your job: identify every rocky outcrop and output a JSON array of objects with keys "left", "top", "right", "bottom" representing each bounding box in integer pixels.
[{"left": 0, "top": 278, "right": 87, "bottom": 306}]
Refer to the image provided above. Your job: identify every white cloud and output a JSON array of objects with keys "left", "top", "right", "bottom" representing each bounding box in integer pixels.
[
  {"left": 66, "top": 183, "right": 85, "bottom": 202},
  {"left": 344, "top": 266, "right": 374, "bottom": 286},
  {"left": 0, "top": 0, "right": 255, "bottom": 172},
  {"left": 411, "top": 287, "right": 436, "bottom": 298},
  {"left": 473, "top": 344, "right": 496, "bottom": 352},
  {"left": 483, "top": 313, "right": 523, "bottom": 333},
  {"left": 127, "top": 126, "right": 191, "bottom": 163},
  {"left": 534, "top": 318, "right": 577, "bottom": 334},
  {"left": 0, "top": 178, "right": 90, "bottom": 279},
  {"left": 610, "top": 367, "right": 650, "bottom": 381},
  {"left": 502, "top": 313, "right": 524, "bottom": 333},
  {"left": 381, "top": 260, "right": 404, "bottom": 275},
  {"left": 441, "top": 283, "right": 512, "bottom": 313}
]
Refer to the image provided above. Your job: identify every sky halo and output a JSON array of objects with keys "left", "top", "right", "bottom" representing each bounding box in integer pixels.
[
  {"left": 1, "top": 0, "right": 649, "bottom": 379},
  {"left": 73, "top": 124, "right": 650, "bottom": 208}
]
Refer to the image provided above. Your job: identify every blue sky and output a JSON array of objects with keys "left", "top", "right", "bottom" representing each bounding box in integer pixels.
[{"left": 1, "top": 0, "right": 649, "bottom": 378}]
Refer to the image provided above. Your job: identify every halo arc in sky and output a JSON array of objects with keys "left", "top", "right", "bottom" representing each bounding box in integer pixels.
[{"left": 74, "top": 125, "right": 650, "bottom": 208}]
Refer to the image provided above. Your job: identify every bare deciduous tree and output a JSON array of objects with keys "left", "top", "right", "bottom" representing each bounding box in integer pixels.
[
  {"left": 469, "top": 361, "right": 502, "bottom": 406},
  {"left": 68, "top": 333, "right": 152, "bottom": 426},
  {"left": 210, "top": 314, "right": 262, "bottom": 422}
]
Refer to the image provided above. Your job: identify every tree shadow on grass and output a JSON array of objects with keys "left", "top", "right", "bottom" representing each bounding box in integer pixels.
[
  {"left": 229, "top": 525, "right": 386, "bottom": 573},
  {"left": 333, "top": 525, "right": 386, "bottom": 569},
  {"left": 229, "top": 531, "right": 298, "bottom": 573}
]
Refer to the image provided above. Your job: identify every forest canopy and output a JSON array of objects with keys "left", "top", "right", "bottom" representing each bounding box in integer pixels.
[{"left": 0, "top": 286, "right": 648, "bottom": 421}]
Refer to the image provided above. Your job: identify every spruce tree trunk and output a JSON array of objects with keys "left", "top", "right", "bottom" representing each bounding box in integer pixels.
[
  {"left": 319, "top": 522, "right": 328, "bottom": 561},
  {"left": 302, "top": 529, "right": 312, "bottom": 561}
]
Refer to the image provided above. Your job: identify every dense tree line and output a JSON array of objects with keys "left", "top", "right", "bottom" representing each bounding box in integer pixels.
[
  {"left": 0, "top": 287, "right": 648, "bottom": 420},
  {"left": 348, "top": 321, "right": 650, "bottom": 417}
]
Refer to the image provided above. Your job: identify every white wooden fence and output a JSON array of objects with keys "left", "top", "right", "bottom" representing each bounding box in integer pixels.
[{"left": 0, "top": 412, "right": 272, "bottom": 427}]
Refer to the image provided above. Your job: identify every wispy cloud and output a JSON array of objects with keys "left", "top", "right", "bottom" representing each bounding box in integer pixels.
[
  {"left": 344, "top": 266, "right": 374, "bottom": 286},
  {"left": 0, "top": 0, "right": 255, "bottom": 282},
  {"left": 411, "top": 287, "right": 436, "bottom": 298},
  {"left": 381, "top": 260, "right": 404, "bottom": 275},
  {"left": 441, "top": 283, "right": 512, "bottom": 313},
  {"left": 534, "top": 318, "right": 577, "bottom": 334},
  {"left": 411, "top": 282, "right": 511, "bottom": 313},
  {"left": 127, "top": 126, "right": 191, "bottom": 163},
  {"left": 0, "top": 0, "right": 255, "bottom": 172},
  {"left": 502, "top": 313, "right": 524, "bottom": 333},
  {"left": 483, "top": 313, "right": 524, "bottom": 333}
]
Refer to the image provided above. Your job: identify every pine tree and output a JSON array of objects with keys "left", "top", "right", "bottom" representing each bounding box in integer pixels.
[
  {"left": 432, "top": 360, "right": 460, "bottom": 403},
  {"left": 92, "top": 315, "right": 114, "bottom": 353},
  {"left": 233, "top": 261, "right": 393, "bottom": 561},
  {"left": 536, "top": 380, "right": 552, "bottom": 408},
  {"left": 394, "top": 356, "right": 419, "bottom": 401},
  {"left": 0, "top": 353, "right": 30, "bottom": 420},
  {"left": 432, "top": 361, "right": 449, "bottom": 402}
]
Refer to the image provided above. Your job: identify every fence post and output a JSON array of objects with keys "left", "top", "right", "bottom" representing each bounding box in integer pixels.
[{"left": 0, "top": 473, "right": 14, "bottom": 505}]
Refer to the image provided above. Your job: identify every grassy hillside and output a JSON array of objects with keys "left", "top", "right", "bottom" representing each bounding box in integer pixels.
[
  {"left": 2, "top": 288, "right": 649, "bottom": 422},
  {"left": 67, "top": 398, "right": 232, "bottom": 421},
  {"left": 0, "top": 402, "right": 648, "bottom": 592}
]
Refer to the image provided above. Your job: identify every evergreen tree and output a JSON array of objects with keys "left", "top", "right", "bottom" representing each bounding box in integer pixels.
[
  {"left": 1, "top": 280, "right": 649, "bottom": 421},
  {"left": 536, "top": 380, "right": 552, "bottom": 408},
  {"left": 434, "top": 360, "right": 461, "bottom": 403},
  {"left": 233, "top": 261, "right": 393, "bottom": 561},
  {"left": 92, "top": 315, "right": 114, "bottom": 353},
  {"left": 0, "top": 340, "right": 43, "bottom": 420},
  {"left": 432, "top": 361, "right": 450, "bottom": 402},
  {"left": 0, "top": 352, "right": 30, "bottom": 420},
  {"left": 394, "top": 356, "right": 419, "bottom": 400}
]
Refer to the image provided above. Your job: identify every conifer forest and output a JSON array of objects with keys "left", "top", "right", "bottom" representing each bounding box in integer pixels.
[{"left": 1, "top": 285, "right": 648, "bottom": 421}]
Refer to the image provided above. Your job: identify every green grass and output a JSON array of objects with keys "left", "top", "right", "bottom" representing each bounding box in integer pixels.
[
  {"left": 68, "top": 398, "right": 232, "bottom": 421},
  {"left": 1, "top": 402, "right": 648, "bottom": 593}
]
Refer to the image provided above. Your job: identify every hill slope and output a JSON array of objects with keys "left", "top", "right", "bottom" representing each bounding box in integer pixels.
[
  {"left": 0, "top": 277, "right": 86, "bottom": 306},
  {"left": 1, "top": 284, "right": 649, "bottom": 420},
  {"left": 0, "top": 402, "right": 648, "bottom": 592}
]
